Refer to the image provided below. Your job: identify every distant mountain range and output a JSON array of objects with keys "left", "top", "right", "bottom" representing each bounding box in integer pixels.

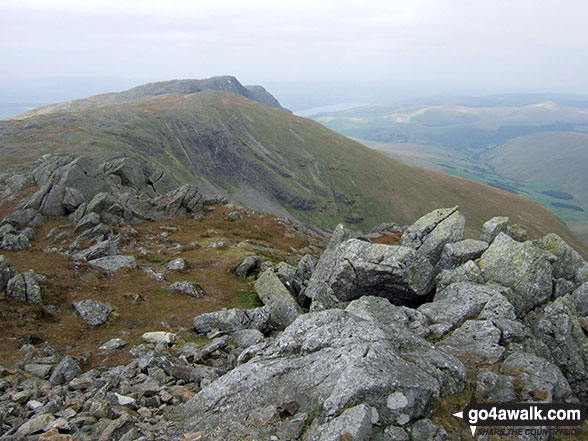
[
  {"left": 1, "top": 77, "right": 584, "bottom": 253},
  {"left": 310, "top": 98, "right": 588, "bottom": 243}
]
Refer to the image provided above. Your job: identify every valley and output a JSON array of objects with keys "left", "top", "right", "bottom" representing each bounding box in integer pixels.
[{"left": 310, "top": 95, "right": 588, "bottom": 243}]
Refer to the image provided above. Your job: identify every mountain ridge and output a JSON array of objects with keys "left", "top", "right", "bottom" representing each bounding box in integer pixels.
[{"left": 1, "top": 78, "right": 585, "bottom": 256}]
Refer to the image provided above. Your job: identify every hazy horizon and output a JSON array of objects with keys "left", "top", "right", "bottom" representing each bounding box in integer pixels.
[{"left": 2, "top": 0, "right": 588, "bottom": 111}]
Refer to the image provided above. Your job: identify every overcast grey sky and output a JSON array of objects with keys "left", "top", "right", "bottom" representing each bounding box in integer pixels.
[{"left": 2, "top": 0, "right": 588, "bottom": 106}]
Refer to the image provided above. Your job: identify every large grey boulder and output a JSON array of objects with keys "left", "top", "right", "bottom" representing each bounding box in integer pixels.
[
  {"left": 89, "top": 255, "right": 137, "bottom": 273},
  {"left": 480, "top": 216, "right": 509, "bottom": 244},
  {"left": 193, "top": 306, "right": 272, "bottom": 334},
  {"left": 533, "top": 233, "right": 588, "bottom": 286},
  {"left": 500, "top": 352, "right": 574, "bottom": 403},
  {"left": 23, "top": 270, "right": 42, "bottom": 304},
  {"left": 478, "top": 233, "right": 555, "bottom": 316},
  {"left": 73, "top": 299, "right": 114, "bottom": 325},
  {"left": 86, "top": 192, "right": 115, "bottom": 214},
  {"left": 168, "top": 281, "right": 205, "bottom": 298},
  {"left": 234, "top": 255, "right": 261, "bottom": 278},
  {"left": 0, "top": 254, "right": 15, "bottom": 290},
  {"left": 435, "top": 260, "right": 483, "bottom": 292},
  {"left": 345, "top": 296, "right": 430, "bottom": 339},
  {"left": 177, "top": 310, "right": 465, "bottom": 439},
  {"left": 6, "top": 274, "right": 27, "bottom": 302},
  {"left": 27, "top": 155, "right": 111, "bottom": 216},
  {"left": 572, "top": 283, "right": 588, "bottom": 317},
  {"left": 305, "top": 223, "right": 355, "bottom": 310},
  {"left": 62, "top": 186, "right": 85, "bottom": 212},
  {"left": 255, "top": 270, "right": 303, "bottom": 329},
  {"left": 526, "top": 295, "right": 588, "bottom": 403},
  {"left": 438, "top": 239, "right": 488, "bottom": 270},
  {"left": 296, "top": 254, "right": 318, "bottom": 281},
  {"left": 74, "top": 211, "right": 101, "bottom": 232},
  {"left": 306, "top": 403, "right": 374, "bottom": 441},
  {"left": 1, "top": 232, "right": 30, "bottom": 250},
  {"left": 157, "top": 184, "right": 203, "bottom": 217},
  {"left": 402, "top": 207, "right": 466, "bottom": 264},
  {"left": 476, "top": 370, "right": 517, "bottom": 403},
  {"left": 418, "top": 283, "right": 503, "bottom": 338},
  {"left": 0, "top": 208, "right": 44, "bottom": 228},
  {"left": 49, "top": 356, "right": 82, "bottom": 385},
  {"left": 308, "top": 239, "right": 434, "bottom": 308},
  {"left": 438, "top": 320, "right": 505, "bottom": 365},
  {"left": 73, "top": 236, "right": 121, "bottom": 261}
]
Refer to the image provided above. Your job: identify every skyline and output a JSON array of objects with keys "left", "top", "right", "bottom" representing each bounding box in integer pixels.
[{"left": 2, "top": 0, "right": 588, "bottom": 109}]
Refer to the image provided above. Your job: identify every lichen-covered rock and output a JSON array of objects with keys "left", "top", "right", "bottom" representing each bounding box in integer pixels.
[
  {"left": 62, "top": 186, "right": 85, "bottom": 212},
  {"left": 177, "top": 310, "right": 465, "bottom": 439},
  {"left": 500, "top": 352, "right": 574, "bottom": 403},
  {"left": 193, "top": 306, "right": 272, "bottom": 334},
  {"left": 438, "top": 239, "right": 488, "bottom": 270},
  {"left": 435, "top": 260, "right": 483, "bottom": 292},
  {"left": 234, "top": 255, "right": 261, "bottom": 278},
  {"left": 1, "top": 208, "right": 44, "bottom": 228},
  {"left": 6, "top": 273, "right": 27, "bottom": 302},
  {"left": 306, "top": 403, "right": 374, "bottom": 441},
  {"left": 165, "top": 257, "right": 188, "bottom": 272},
  {"left": 346, "top": 296, "right": 430, "bottom": 339},
  {"left": 572, "top": 283, "right": 588, "bottom": 317},
  {"left": 478, "top": 233, "right": 555, "bottom": 317},
  {"left": 476, "top": 370, "right": 517, "bottom": 403},
  {"left": 418, "top": 283, "right": 501, "bottom": 338},
  {"left": 168, "top": 281, "right": 205, "bottom": 298},
  {"left": 305, "top": 223, "right": 355, "bottom": 310},
  {"left": 534, "top": 233, "right": 588, "bottom": 285},
  {"left": 86, "top": 192, "right": 116, "bottom": 214},
  {"left": 74, "top": 211, "right": 101, "bottom": 232},
  {"left": 0, "top": 254, "right": 15, "bottom": 291},
  {"left": 480, "top": 216, "right": 509, "bottom": 244},
  {"left": 408, "top": 419, "right": 448, "bottom": 441},
  {"left": 255, "top": 270, "right": 303, "bottom": 329},
  {"left": 73, "top": 299, "right": 113, "bottom": 325},
  {"left": 308, "top": 239, "right": 434, "bottom": 308},
  {"left": 49, "top": 356, "right": 82, "bottom": 386},
  {"left": 73, "top": 236, "right": 121, "bottom": 261},
  {"left": 275, "top": 261, "right": 297, "bottom": 286},
  {"left": 296, "top": 254, "right": 318, "bottom": 282},
  {"left": 89, "top": 255, "right": 137, "bottom": 272},
  {"left": 402, "top": 207, "right": 466, "bottom": 264},
  {"left": 438, "top": 320, "right": 505, "bottom": 364},
  {"left": 23, "top": 270, "right": 42, "bottom": 304},
  {"left": 142, "top": 331, "right": 177, "bottom": 345},
  {"left": 526, "top": 296, "right": 588, "bottom": 403},
  {"left": 1, "top": 232, "right": 31, "bottom": 250}
]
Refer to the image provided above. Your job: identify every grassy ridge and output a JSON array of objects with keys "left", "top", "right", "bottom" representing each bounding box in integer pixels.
[{"left": 1, "top": 91, "right": 585, "bottom": 255}]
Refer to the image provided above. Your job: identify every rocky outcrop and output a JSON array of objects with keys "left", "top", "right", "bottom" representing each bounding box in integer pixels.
[
  {"left": 177, "top": 309, "right": 465, "bottom": 439},
  {"left": 255, "top": 270, "right": 303, "bottom": 329},
  {"left": 401, "top": 206, "right": 466, "bottom": 265},
  {"left": 478, "top": 233, "right": 555, "bottom": 316},
  {"left": 73, "top": 300, "right": 113, "bottom": 326},
  {"left": 3, "top": 153, "right": 207, "bottom": 225},
  {"left": 305, "top": 237, "right": 434, "bottom": 309},
  {"left": 2, "top": 206, "right": 588, "bottom": 441}
]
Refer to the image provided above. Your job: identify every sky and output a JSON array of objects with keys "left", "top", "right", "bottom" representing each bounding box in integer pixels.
[{"left": 2, "top": 0, "right": 588, "bottom": 108}]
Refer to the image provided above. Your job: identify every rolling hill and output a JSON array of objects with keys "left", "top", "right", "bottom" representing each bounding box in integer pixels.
[
  {"left": 310, "top": 97, "right": 588, "bottom": 243},
  {"left": 1, "top": 79, "right": 585, "bottom": 254}
]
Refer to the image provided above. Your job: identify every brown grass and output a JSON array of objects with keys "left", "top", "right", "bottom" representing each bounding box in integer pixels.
[{"left": 0, "top": 206, "right": 321, "bottom": 370}]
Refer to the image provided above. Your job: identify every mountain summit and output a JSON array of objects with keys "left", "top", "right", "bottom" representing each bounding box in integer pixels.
[{"left": 11, "top": 76, "right": 287, "bottom": 119}]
